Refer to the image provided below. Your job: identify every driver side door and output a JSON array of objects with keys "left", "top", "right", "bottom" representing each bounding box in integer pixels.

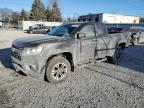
[{"left": 76, "top": 24, "right": 97, "bottom": 63}]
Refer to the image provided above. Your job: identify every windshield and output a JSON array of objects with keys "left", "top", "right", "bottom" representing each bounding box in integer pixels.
[{"left": 48, "top": 24, "right": 80, "bottom": 37}]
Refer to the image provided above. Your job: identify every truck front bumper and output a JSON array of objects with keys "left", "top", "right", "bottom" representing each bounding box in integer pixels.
[{"left": 11, "top": 56, "right": 46, "bottom": 80}]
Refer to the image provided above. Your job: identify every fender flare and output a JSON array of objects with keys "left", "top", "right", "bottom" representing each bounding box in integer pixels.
[{"left": 108, "top": 41, "right": 126, "bottom": 57}]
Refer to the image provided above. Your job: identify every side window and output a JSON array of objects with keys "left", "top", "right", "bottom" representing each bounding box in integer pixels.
[
  {"left": 95, "top": 24, "right": 107, "bottom": 35},
  {"left": 80, "top": 24, "right": 95, "bottom": 37}
]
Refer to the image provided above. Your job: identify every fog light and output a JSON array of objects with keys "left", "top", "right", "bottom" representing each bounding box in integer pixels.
[
  {"left": 29, "top": 65, "right": 36, "bottom": 70},
  {"left": 25, "top": 65, "right": 36, "bottom": 71}
]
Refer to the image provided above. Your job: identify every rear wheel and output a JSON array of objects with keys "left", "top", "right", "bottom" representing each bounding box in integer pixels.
[
  {"left": 107, "top": 46, "right": 124, "bottom": 64},
  {"left": 112, "top": 46, "right": 124, "bottom": 64},
  {"left": 46, "top": 56, "right": 71, "bottom": 83}
]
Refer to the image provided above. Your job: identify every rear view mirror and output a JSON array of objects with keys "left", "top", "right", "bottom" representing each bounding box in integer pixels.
[{"left": 77, "top": 33, "right": 86, "bottom": 39}]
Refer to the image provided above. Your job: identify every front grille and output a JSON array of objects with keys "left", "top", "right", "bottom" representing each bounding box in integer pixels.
[
  {"left": 12, "top": 52, "right": 21, "bottom": 60},
  {"left": 12, "top": 45, "right": 23, "bottom": 60}
]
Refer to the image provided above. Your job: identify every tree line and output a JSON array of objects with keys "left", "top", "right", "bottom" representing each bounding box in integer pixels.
[
  {"left": 20, "top": 0, "right": 62, "bottom": 22},
  {"left": 0, "top": 0, "right": 62, "bottom": 23}
]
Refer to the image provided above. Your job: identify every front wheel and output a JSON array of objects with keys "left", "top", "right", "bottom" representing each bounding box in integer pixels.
[{"left": 46, "top": 56, "right": 71, "bottom": 83}]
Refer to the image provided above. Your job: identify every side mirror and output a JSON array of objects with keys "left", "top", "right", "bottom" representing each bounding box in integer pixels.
[{"left": 77, "top": 33, "right": 86, "bottom": 39}]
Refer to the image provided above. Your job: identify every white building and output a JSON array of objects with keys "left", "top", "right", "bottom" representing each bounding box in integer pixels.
[
  {"left": 18, "top": 21, "right": 63, "bottom": 30},
  {"left": 78, "top": 13, "right": 140, "bottom": 24}
]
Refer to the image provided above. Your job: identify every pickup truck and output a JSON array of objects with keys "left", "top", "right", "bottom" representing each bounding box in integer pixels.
[
  {"left": 28, "top": 24, "right": 50, "bottom": 34},
  {"left": 11, "top": 22, "right": 128, "bottom": 83}
]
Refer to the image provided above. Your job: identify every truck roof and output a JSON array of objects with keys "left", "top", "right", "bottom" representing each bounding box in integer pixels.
[{"left": 64, "top": 22, "right": 104, "bottom": 25}]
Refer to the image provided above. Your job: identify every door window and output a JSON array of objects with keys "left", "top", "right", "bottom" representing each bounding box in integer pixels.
[
  {"left": 80, "top": 24, "right": 95, "bottom": 37},
  {"left": 95, "top": 23, "right": 107, "bottom": 35}
]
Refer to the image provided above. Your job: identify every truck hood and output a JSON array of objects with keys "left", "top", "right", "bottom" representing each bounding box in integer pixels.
[{"left": 12, "top": 34, "right": 66, "bottom": 47}]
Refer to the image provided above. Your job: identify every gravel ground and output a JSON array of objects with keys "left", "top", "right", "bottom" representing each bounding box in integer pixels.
[{"left": 0, "top": 29, "right": 144, "bottom": 108}]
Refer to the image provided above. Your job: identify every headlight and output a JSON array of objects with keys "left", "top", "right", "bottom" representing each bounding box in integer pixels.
[{"left": 22, "top": 46, "right": 43, "bottom": 56}]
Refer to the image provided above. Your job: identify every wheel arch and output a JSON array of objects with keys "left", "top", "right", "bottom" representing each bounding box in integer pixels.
[
  {"left": 117, "top": 42, "right": 126, "bottom": 49},
  {"left": 44, "top": 52, "right": 74, "bottom": 81},
  {"left": 108, "top": 42, "right": 126, "bottom": 57}
]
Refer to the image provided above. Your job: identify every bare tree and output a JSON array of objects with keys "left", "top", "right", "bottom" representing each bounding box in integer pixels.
[
  {"left": 46, "top": 0, "right": 62, "bottom": 22},
  {"left": 0, "top": 8, "right": 13, "bottom": 22},
  {"left": 11, "top": 12, "right": 20, "bottom": 23}
]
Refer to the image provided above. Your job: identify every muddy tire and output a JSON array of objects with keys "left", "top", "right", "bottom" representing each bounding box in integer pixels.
[
  {"left": 46, "top": 56, "right": 71, "bottom": 83},
  {"left": 112, "top": 46, "right": 124, "bottom": 64},
  {"left": 107, "top": 46, "right": 124, "bottom": 64}
]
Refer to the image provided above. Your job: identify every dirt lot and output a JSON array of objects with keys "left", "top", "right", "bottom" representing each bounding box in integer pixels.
[{"left": 0, "top": 29, "right": 144, "bottom": 108}]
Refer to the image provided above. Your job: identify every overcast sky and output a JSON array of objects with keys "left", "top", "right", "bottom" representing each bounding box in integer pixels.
[{"left": 0, "top": 0, "right": 144, "bottom": 18}]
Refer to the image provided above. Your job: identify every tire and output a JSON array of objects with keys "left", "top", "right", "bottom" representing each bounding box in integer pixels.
[
  {"left": 110, "top": 46, "right": 124, "bottom": 64},
  {"left": 112, "top": 46, "right": 124, "bottom": 64},
  {"left": 46, "top": 56, "right": 71, "bottom": 83}
]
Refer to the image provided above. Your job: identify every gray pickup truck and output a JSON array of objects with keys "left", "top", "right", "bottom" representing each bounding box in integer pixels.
[{"left": 11, "top": 22, "right": 128, "bottom": 83}]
